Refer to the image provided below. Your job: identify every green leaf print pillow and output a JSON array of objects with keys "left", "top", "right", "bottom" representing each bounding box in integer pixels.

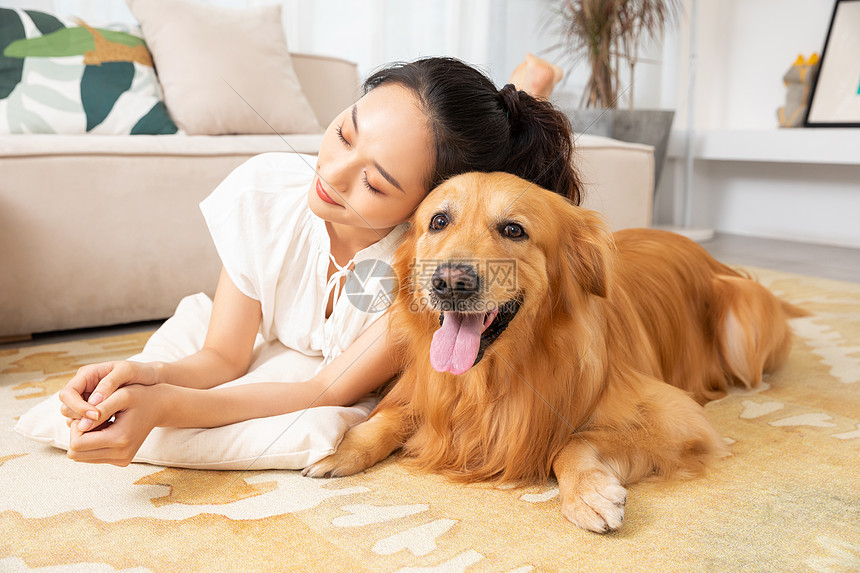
[{"left": 0, "top": 8, "right": 177, "bottom": 134}]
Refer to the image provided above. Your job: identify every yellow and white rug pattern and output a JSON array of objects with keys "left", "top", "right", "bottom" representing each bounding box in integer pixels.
[{"left": 1, "top": 268, "right": 858, "bottom": 572}]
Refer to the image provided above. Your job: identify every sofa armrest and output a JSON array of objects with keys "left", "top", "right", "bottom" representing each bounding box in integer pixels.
[
  {"left": 575, "top": 134, "right": 655, "bottom": 230},
  {"left": 290, "top": 52, "right": 361, "bottom": 127}
]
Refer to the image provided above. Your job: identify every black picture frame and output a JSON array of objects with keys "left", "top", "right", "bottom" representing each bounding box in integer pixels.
[{"left": 804, "top": 0, "right": 860, "bottom": 127}]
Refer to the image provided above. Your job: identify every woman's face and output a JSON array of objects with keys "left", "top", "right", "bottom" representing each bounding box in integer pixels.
[{"left": 309, "top": 83, "right": 434, "bottom": 232}]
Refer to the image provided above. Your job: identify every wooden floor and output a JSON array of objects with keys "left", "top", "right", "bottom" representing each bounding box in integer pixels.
[
  {"left": 3, "top": 233, "right": 859, "bottom": 350},
  {"left": 702, "top": 232, "right": 860, "bottom": 284}
]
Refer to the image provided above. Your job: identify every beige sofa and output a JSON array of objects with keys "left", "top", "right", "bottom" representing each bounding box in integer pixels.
[{"left": 0, "top": 54, "right": 653, "bottom": 338}]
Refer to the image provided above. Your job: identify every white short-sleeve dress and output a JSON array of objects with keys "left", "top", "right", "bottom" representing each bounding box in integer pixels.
[
  {"left": 197, "top": 151, "right": 408, "bottom": 373},
  {"left": 133, "top": 151, "right": 407, "bottom": 384}
]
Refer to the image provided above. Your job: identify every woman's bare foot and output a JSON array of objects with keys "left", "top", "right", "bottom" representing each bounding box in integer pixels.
[{"left": 508, "top": 53, "right": 564, "bottom": 99}]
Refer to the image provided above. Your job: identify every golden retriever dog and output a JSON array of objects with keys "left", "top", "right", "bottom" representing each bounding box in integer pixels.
[{"left": 304, "top": 172, "right": 804, "bottom": 532}]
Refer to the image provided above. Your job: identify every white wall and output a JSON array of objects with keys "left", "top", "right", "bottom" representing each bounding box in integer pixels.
[
  {"left": 685, "top": 0, "right": 835, "bottom": 130},
  {"left": 691, "top": 161, "right": 860, "bottom": 247},
  {"left": 656, "top": 0, "right": 860, "bottom": 248}
]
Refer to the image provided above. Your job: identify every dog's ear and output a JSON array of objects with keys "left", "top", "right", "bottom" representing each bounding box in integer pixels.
[{"left": 552, "top": 204, "right": 615, "bottom": 308}]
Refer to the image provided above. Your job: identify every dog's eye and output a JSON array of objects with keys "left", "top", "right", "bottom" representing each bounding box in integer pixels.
[
  {"left": 429, "top": 213, "right": 449, "bottom": 231},
  {"left": 501, "top": 222, "right": 527, "bottom": 240}
]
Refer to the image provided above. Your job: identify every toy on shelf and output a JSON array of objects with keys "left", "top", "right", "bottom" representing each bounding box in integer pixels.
[{"left": 778, "top": 53, "right": 819, "bottom": 128}]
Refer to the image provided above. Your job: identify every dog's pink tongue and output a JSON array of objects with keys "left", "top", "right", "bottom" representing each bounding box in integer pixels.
[{"left": 430, "top": 312, "right": 483, "bottom": 375}]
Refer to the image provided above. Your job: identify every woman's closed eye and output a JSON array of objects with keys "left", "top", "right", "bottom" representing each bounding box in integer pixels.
[
  {"left": 363, "top": 173, "right": 382, "bottom": 195},
  {"left": 336, "top": 124, "right": 349, "bottom": 146},
  {"left": 336, "top": 118, "right": 383, "bottom": 196}
]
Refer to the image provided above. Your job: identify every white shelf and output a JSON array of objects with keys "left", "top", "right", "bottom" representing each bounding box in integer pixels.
[{"left": 666, "top": 128, "right": 860, "bottom": 165}]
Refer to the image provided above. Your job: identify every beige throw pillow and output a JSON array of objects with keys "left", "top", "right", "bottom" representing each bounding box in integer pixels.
[{"left": 126, "top": 0, "right": 321, "bottom": 135}]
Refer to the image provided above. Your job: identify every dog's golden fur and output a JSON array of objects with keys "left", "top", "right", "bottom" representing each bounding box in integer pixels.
[{"left": 305, "top": 172, "right": 805, "bottom": 532}]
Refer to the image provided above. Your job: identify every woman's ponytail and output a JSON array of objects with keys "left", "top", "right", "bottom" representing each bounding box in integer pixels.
[
  {"left": 498, "top": 83, "right": 522, "bottom": 129},
  {"left": 498, "top": 84, "right": 582, "bottom": 205}
]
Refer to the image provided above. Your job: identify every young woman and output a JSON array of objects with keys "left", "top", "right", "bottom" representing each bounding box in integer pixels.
[{"left": 57, "top": 56, "right": 582, "bottom": 466}]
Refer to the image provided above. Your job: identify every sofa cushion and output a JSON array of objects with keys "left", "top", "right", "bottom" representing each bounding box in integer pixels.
[
  {"left": 0, "top": 8, "right": 177, "bottom": 135},
  {"left": 126, "top": 0, "right": 322, "bottom": 136}
]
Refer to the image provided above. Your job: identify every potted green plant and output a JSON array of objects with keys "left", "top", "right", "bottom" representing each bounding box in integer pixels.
[{"left": 552, "top": 0, "right": 681, "bottom": 188}]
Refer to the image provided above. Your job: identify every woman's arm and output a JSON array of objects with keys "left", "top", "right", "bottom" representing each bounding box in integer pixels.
[
  {"left": 61, "top": 267, "right": 261, "bottom": 424},
  {"left": 69, "top": 312, "right": 399, "bottom": 465},
  {"left": 157, "top": 311, "right": 398, "bottom": 428},
  {"left": 154, "top": 266, "right": 262, "bottom": 389}
]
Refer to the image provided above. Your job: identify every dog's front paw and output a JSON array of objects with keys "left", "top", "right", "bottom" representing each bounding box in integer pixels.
[
  {"left": 302, "top": 414, "right": 405, "bottom": 478},
  {"left": 301, "top": 448, "right": 372, "bottom": 479},
  {"left": 560, "top": 470, "right": 627, "bottom": 533}
]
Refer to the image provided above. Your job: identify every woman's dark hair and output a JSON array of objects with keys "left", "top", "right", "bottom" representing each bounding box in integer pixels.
[{"left": 362, "top": 57, "right": 583, "bottom": 205}]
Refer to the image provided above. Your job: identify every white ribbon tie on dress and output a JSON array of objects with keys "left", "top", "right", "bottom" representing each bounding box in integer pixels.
[{"left": 321, "top": 252, "right": 357, "bottom": 362}]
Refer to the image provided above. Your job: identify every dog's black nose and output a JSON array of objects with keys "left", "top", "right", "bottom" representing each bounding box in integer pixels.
[{"left": 431, "top": 263, "right": 479, "bottom": 300}]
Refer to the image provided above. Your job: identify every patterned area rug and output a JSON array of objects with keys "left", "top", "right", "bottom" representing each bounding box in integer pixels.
[{"left": 1, "top": 268, "right": 858, "bottom": 572}]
